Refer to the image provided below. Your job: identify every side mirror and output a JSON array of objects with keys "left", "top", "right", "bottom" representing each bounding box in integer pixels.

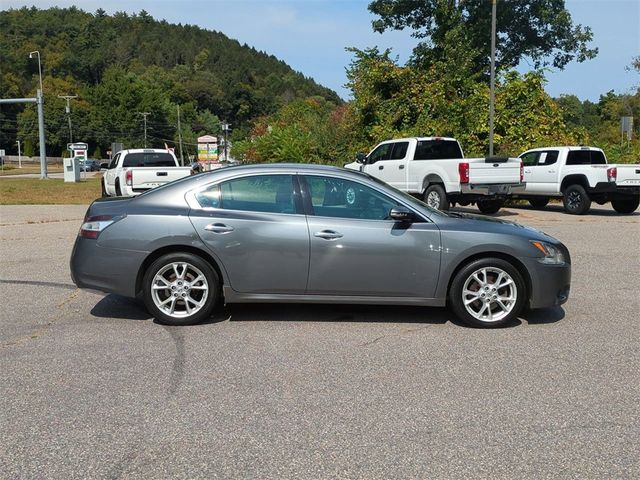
[
  {"left": 389, "top": 206, "right": 414, "bottom": 222},
  {"left": 100, "top": 162, "right": 109, "bottom": 170},
  {"left": 355, "top": 152, "right": 366, "bottom": 164}
]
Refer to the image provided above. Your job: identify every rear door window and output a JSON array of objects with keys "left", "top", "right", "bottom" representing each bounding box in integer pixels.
[
  {"left": 566, "top": 150, "right": 607, "bottom": 165},
  {"left": 196, "top": 175, "right": 298, "bottom": 214},
  {"left": 413, "top": 140, "right": 463, "bottom": 160}
]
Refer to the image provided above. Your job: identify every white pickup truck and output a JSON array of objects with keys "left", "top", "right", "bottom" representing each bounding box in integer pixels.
[
  {"left": 513, "top": 146, "right": 640, "bottom": 214},
  {"left": 344, "top": 137, "right": 524, "bottom": 214},
  {"left": 101, "top": 149, "right": 192, "bottom": 197}
]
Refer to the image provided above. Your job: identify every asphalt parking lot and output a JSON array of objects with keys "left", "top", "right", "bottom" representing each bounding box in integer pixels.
[{"left": 1, "top": 203, "right": 639, "bottom": 479}]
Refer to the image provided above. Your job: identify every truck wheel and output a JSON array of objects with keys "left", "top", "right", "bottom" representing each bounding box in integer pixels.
[
  {"left": 476, "top": 199, "right": 504, "bottom": 215},
  {"left": 611, "top": 196, "right": 640, "bottom": 214},
  {"left": 142, "top": 252, "right": 220, "bottom": 326},
  {"left": 101, "top": 179, "right": 108, "bottom": 197},
  {"left": 528, "top": 197, "right": 549, "bottom": 209},
  {"left": 563, "top": 184, "right": 591, "bottom": 215},
  {"left": 424, "top": 184, "right": 449, "bottom": 211},
  {"left": 115, "top": 179, "right": 122, "bottom": 197},
  {"left": 448, "top": 257, "right": 526, "bottom": 328}
]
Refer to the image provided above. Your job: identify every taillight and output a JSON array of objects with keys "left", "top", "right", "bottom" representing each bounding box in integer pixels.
[
  {"left": 607, "top": 167, "right": 617, "bottom": 182},
  {"left": 520, "top": 161, "right": 524, "bottom": 183},
  {"left": 125, "top": 169, "right": 133, "bottom": 186},
  {"left": 459, "top": 162, "right": 469, "bottom": 184},
  {"left": 79, "top": 215, "right": 116, "bottom": 239}
]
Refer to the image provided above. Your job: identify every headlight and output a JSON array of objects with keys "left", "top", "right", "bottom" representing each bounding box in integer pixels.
[{"left": 530, "top": 240, "right": 565, "bottom": 265}]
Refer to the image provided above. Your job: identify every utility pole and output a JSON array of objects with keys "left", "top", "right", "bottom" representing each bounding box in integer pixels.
[
  {"left": 489, "top": 0, "right": 497, "bottom": 157},
  {"left": 138, "top": 112, "right": 151, "bottom": 147},
  {"left": 221, "top": 121, "right": 231, "bottom": 162},
  {"left": 58, "top": 94, "right": 78, "bottom": 143},
  {"left": 177, "top": 105, "right": 184, "bottom": 165},
  {"left": 16, "top": 140, "right": 22, "bottom": 168}
]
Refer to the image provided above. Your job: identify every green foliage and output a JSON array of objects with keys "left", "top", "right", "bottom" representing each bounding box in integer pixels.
[
  {"left": 0, "top": 7, "right": 340, "bottom": 156},
  {"left": 556, "top": 87, "right": 640, "bottom": 164},
  {"left": 344, "top": 46, "right": 579, "bottom": 158},
  {"left": 368, "top": 0, "right": 597, "bottom": 72}
]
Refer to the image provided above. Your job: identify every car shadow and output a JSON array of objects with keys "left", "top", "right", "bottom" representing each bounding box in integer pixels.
[
  {"left": 90, "top": 295, "right": 565, "bottom": 328},
  {"left": 90, "top": 294, "right": 152, "bottom": 321}
]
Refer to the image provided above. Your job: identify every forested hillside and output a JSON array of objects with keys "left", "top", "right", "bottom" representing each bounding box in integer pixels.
[{"left": 0, "top": 7, "right": 341, "bottom": 157}]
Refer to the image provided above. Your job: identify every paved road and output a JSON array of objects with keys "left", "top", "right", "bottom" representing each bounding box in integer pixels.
[{"left": 1, "top": 204, "right": 639, "bottom": 479}]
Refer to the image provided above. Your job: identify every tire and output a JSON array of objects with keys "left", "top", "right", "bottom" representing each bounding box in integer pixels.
[
  {"left": 115, "top": 179, "right": 122, "bottom": 197},
  {"left": 448, "top": 257, "right": 527, "bottom": 328},
  {"left": 562, "top": 184, "right": 591, "bottom": 215},
  {"left": 528, "top": 197, "right": 550, "bottom": 209},
  {"left": 142, "top": 252, "right": 220, "bottom": 326},
  {"left": 476, "top": 199, "right": 504, "bottom": 215},
  {"left": 423, "top": 184, "right": 449, "bottom": 211},
  {"left": 101, "top": 179, "right": 108, "bottom": 198},
  {"left": 611, "top": 196, "right": 640, "bottom": 214}
]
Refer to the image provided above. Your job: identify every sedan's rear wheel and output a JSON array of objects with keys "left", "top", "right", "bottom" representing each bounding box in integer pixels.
[
  {"left": 449, "top": 258, "right": 526, "bottom": 328},
  {"left": 143, "top": 253, "right": 219, "bottom": 326}
]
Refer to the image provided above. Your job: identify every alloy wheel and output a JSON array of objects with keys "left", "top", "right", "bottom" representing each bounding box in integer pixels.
[
  {"left": 150, "top": 262, "right": 209, "bottom": 318},
  {"left": 462, "top": 267, "right": 517, "bottom": 322}
]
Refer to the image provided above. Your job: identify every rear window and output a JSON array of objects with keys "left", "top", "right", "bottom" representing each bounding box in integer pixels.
[
  {"left": 123, "top": 152, "right": 176, "bottom": 167},
  {"left": 413, "top": 140, "right": 463, "bottom": 160},
  {"left": 566, "top": 150, "right": 606, "bottom": 165}
]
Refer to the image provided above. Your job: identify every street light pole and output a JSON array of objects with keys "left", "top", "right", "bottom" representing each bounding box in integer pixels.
[
  {"left": 139, "top": 112, "right": 151, "bottom": 148},
  {"left": 221, "top": 121, "right": 231, "bottom": 162},
  {"left": 489, "top": 0, "right": 497, "bottom": 157},
  {"left": 58, "top": 94, "right": 78, "bottom": 143},
  {"left": 29, "top": 51, "right": 43, "bottom": 95}
]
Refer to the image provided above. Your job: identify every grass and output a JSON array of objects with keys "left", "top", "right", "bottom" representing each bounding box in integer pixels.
[
  {"left": 0, "top": 177, "right": 102, "bottom": 204},
  {"left": 0, "top": 165, "right": 64, "bottom": 176}
]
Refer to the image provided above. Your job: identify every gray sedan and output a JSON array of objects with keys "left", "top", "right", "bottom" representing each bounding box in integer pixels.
[{"left": 70, "top": 164, "right": 571, "bottom": 328}]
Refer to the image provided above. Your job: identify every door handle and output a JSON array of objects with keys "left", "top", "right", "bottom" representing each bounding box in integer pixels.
[
  {"left": 399, "top": 164, "right": 405, "bottom": 169},
  {"left": 524, "top": 169, "right": 532, "bottom": 174},
  {"left": 204, "top": 223, "right": 234, "bottom": 234},
  {"left": 314, "top": 230, "right": 343, "bottom": 240},
  {"left": 378, "top": 165, "right": 384, "bottom": 170},
  {"left": 548, "top": 170, "right": 555, "bottom": 173}
]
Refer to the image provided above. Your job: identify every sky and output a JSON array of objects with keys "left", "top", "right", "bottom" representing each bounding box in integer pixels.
[{"left": 1, "top": 0, "right": 638, "bottom": 101}]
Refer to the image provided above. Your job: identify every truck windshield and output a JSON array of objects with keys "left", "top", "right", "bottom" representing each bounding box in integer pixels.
[
  {"left": 123, "top": 152, "right": 176, "bottom": 167},
  {"left": 413, "top": 140, "right": 463, "bottom": 160}
]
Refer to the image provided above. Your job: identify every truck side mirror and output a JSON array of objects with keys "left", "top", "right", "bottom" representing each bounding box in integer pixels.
[{"left": 355, "top": 152, "right": 366, "bottom": 164}]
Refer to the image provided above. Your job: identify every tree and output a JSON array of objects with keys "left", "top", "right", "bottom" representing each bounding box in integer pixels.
[{"left": 368, "top": 0, "right": 597, "bottom": 72}]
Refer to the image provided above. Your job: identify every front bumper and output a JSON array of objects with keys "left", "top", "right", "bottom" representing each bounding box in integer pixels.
[{"left": 521, "top": 257, "right": 571, "bottom": 309}]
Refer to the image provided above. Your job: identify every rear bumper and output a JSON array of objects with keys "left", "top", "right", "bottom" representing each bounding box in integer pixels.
[
  {"left": 522, "top": 257, "right": 571, "bottom": 309},
  {"left": 590, "top": 182, "right": 640, "bottom": 195},
  {"left": 459, "top": 182, "right": 526, "bottom": 197},
  {"left": 70, "top": 237, "right": 147, "bottom": 297}
]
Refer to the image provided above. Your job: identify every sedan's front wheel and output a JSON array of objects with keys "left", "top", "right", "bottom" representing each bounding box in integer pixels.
[
  {"left": 449, "top": 258, "right": 526, "bottom": 328},
  {"left": 143, "top": 253, "right": 219, "bottom": 326}
]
